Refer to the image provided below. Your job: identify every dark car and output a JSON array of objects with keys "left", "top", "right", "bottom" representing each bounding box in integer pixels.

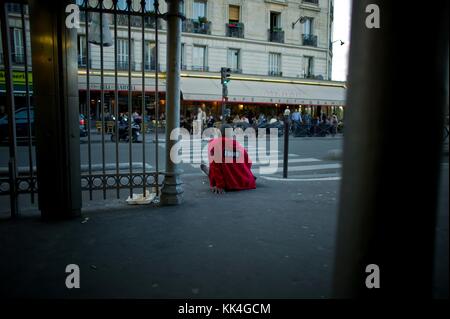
[
  {"left": 0, "top": 107, "right": 89, "bottom": 142},
  {"left": 0, "top": 107, "right": 35, "bottom": 143}
]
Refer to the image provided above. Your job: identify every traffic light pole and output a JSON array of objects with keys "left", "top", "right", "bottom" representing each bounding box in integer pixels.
[
  {"left": 220, "top": 67, "right": 230, "bottom": 124},
  {"left": 221, "top": 95, "right": 225, "bottom": 124}
]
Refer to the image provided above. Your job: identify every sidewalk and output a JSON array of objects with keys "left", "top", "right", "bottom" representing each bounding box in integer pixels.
[{"left": 0, "top": 174, "right": 340, "bottom": 299}]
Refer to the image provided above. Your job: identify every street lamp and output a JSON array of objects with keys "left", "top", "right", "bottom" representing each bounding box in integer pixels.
[
  {"left": 291, "top": 16, "right": 307, "bottom": 29},
  {"left": 332, "top": 39, "right": 345, "bottom": 46}
]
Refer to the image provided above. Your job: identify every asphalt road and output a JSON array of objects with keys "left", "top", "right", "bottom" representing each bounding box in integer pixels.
[{"left": 0, "top": 132, "right": 448, "bottom": 298}]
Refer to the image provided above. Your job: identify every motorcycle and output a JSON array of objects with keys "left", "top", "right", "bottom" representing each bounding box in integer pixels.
[
  {"left": 110, "top": 117, "right": 141, "bottom": 143},
  {"left": 255, "top": 119, "right": 284, "bottom": 137}
]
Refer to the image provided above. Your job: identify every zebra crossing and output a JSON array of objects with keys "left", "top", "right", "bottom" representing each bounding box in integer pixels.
[{"left": 157, "top": 140, "right": 342, "bottom": 178}]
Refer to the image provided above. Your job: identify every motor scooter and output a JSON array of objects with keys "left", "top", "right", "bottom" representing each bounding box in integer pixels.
[{"left": 110, "top": 117, "right": 141, "bottom": 142}]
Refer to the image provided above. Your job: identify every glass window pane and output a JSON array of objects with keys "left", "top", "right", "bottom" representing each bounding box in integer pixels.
[{"left": 193, "top": 0, "right": 206, "bottom": 19}]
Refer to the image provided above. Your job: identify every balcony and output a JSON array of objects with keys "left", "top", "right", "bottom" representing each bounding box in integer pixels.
[
  {"left": 78, "top": 56, "right": 91, "bottom": 68},
  {"left": 226, "top": 23, "right": 244, "bottom": 38},
  {"left": 182, "top": 19, "right": 211, "bottom": 35},
  {"left": 302, "top": 34, "right": 318, "bottom": 47},
  {"left": 117, "top": 61, "right": 136, "bottom": 71},
  {"left": 12, "top": 53, "right": 25, "bottom": 64},
  {"left": 191, "top": 65, "right": 209, "bottom": 72},
  {"left": 116, "top": 15, "right": 161, "bottom": 29},
  {"left": 303, "top": 0, "right": 319, "bottom": 4},
  {"left": 269, "top": 70, "right": 283, "bottom": 77},
  {"left": 304, "top": 73, "right": 324, "bottom": 80},
  {"left": 143, "top": 62, "right": 160, "bottom": 71},
  {"left": 268, "top": 29, "right": 284, "bottom": 43}
]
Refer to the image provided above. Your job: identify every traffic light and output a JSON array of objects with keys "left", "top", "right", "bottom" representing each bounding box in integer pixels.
[{"left": 221, "top": 67, "right": 231, "bottom": 85}]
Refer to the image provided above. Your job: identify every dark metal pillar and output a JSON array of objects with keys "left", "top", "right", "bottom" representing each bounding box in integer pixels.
[
  {"left": 29, "top": 0, "right": 81, "bottom": 220},
  {"left": 333, "top": 1, "right": 448, "bottom": 297},
  {"left": 0, "top": 3, "right": 18, "bottom": 218},
  {"left": 160, "top": 0, "right": 184, "bottom": 205}
]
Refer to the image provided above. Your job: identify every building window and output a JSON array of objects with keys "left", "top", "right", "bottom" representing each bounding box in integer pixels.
[
  {"left": 270, "top": 11, "right": 281, "bottom": 29},
  {"left": 303, "top": 0, "right": 319, "bottom": 5},
  {"left": 117, "top": 39, "right": 133, "bottom": 70},
  {"left": 269, "top": 12, "right": 284, "bottom": 43},
  {"left": 303, "top": 17, "right": 313, "bottom": 35},
  {"left": 269, "top": 53, "right": 282, "bottom": 76},
  {"left": 117, "top": 0, "right": 127, "bottom": 10},
  {"left": 10, "top": 28, "right": 24, "bottom": 64},
  {"left": 192, "top": 45, "right": 207, "bottom": 71},
  {"left": 193, "top": 0, "right": 207, "bottom": 21},
  {"left": 229, "top": 5, "right": 240, "bottom": 23},
  {"left": 227, "top": 49, "right": 241, "bottom": 73},
  {"left": 227, "top": 5, "right": 244, "bottom": 38},
  {"left": 181, "top": 43, "right": 186, "bottom": 70},
  {"left": 304, "top": 56, "right": 314, "bottom": 78},
  {"left": 144, "top": 41, "right": 156, "bottom": 70},
  {"left": 302, "top": 17, "right": 317, "bottom": 46},
  {"left": 77, "top": 35, "right": 88, "bottom": 67}
]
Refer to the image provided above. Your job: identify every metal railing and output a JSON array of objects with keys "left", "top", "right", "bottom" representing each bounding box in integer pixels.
[
  {"left": 78, "top": 56, "right": 91, "bottom": 68},
  {"left": 302, "top": 34, "right": 318, "bottom": 47},
  {"left": 226, "top": 23, "right": 244, "bottom": 38},
  {"left": 0, "top": 2, "right": 35, "bottom": 217},
  {"left": 303, "top": 0, "right": 319, "bottom": 5},
  {"left": 12, "top": 52, "right": 24, "bottom": 64},
  {"left": 191, "top": 65, "right": 209, "bottom": 72},
  {"left": 268, "top": 29, "right": 284, "bottom": 43},
  {"left": 78, "top": 0, "right": 162, "bottom": 202},
  {"left": 0, "top": 0, "right": 165, "bottom": 218},
  {"left": 144, "top": 61, "right": 159, "bottom": 71},
  {"left": 182, "top": 18, "right": 211, "bottom": 34},
  {"left": 269, "top": 70, "right": 283, "bottom": 77},
  {"left": 116, "top": 14, "right": 161, "bottom": 29}
]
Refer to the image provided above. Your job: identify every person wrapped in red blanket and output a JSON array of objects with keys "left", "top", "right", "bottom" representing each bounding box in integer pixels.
[{"left": 200, "top": 124, "right": 256, "bottom": 194}]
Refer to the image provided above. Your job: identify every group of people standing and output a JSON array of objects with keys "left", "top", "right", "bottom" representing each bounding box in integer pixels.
[{"left": 284, "top": 106, "right": 340, "bottom": 137}]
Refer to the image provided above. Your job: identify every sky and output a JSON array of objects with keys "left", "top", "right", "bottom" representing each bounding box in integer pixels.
[{"left": 331, "top": 0, "right": 352, "bottom": 82}]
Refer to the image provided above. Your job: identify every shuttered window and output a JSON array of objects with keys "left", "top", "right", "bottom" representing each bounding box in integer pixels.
[{"left": 229, "top": 5, "right": 240, "bottom": 23}]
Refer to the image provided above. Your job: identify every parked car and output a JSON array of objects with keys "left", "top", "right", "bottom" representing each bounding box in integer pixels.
[
  {"left": 0, "top": 107, "right": 89, "bottom": 142},
  {"left": 0, "top": 107, "right": 35, "bottom": 143}
]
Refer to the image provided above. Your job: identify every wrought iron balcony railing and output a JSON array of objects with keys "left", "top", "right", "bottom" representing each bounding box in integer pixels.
[
  {"left": 226, "top": 23, "right": 244, "bottom": 38},
  {"left": 115, "top": 14, "right": 161, "bottom": 29},
  {"left": 268, "top": 29, "right": 284, "bottom": 43},
  {"left": 143, "top": 62, "right": 159, "bottom": 71},
  {"left": 78, "top": 56, "right": 91, "bottom": 68},
  {"left": 191, "top": 65, "right": 209, "bottom": 72},
  {"left": 303, "top": 0, "right": 319, "bottom": 5},
  {"left": 182, "top": 19, "right": 211, "bottom": 35},
  {"left": 12, "top": 53, "right": 25, "bottom": 64},
  {"left": 268, "top": 70, "right": 283, "bottom": 77},
  {"left": 302, "top": 34, "right": 318, "bottom": 47},
  {"left": 117, "top": 61, "right": 136, "bottom": 71}
]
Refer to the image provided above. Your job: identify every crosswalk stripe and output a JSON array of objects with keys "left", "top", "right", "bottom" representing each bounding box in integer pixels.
[{"left": 280, "top": 164, "right": 341, "bottom": 172}]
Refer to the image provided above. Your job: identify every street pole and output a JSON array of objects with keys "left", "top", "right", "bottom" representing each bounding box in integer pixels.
[
  {"left": 160, "top": 0, "right": 184, "bottom": 205},
  {"left": 333, "top": 0, "right": 448, "bottom": 298},
  {"left": 221, "top": 94, "right": 225, "bottom": 124},
  {"left": 283, "top": 115, "right": 289, "bottom": 178}
]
